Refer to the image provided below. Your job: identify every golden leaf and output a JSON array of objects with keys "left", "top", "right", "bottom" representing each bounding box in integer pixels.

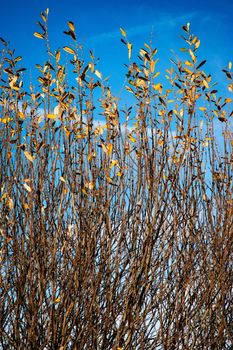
[
  {"left": 55, "top": 297, "right": 60, "bottom": 303},
  {"left": 185, "top": 60, "right": 193, "bottom": 67},
  {"left": 153, "top": 83, "right": 162, "bottom": 91},
  {"left": 23, "top": 183, "right": 32, "bottom": 192},
  {"left": 24, "top": 151, "right": 34, "bottom": 162},
  {"left": 19, "top": 112, "right": 25, "bottom": 119},
  {"left": 63, "top": 46, "right": 76, "bottom": 55},
  {"left": 128, "top": 134, "right": 136, "bottom": 142},
  {"left": 102, "top": 143, "right": 113, "bottom": 157},
  {"left": 47, "top": 114, "right": 57, "bottom": 119},
  {"left": 127, "top": 42, "right": 132, "bottom": 60},
  {"left": 199, "top": 107, "right": 206, "bottom": 111},
  {"left": 60, "top": 176, "right": 66, "bottom": 183},
  {"left": 203, "top": 80, "right": 209, "bottom": 89},
  {"left": 0, "top": 117, "right": 13, "bottom": 123},
  {"left": 95, "top": 70, "right": 102, "bottom": 79},
  {"left": 195, "top": 39, "right": 201, "bottom": 49},
  {"left": 189, "top": 49, "right": 196, "bottom": 62},
  {"left": 110, "top": 160, "right": 119, "bottom": 169},
  {"left": 55, "top": 49, "right": 60, "bottom": 63},
  {"left": 68, "top": 21, "right": 75, "bottom": 32},
  {"left": 34, "top": 32, "right": 44, "bottom": 40},
  {"left": 120, "top": 27, "right": 126, "bottom": 37}
]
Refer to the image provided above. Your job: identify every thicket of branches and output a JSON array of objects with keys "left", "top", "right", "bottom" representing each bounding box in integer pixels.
[{"left": 0, "top": 10, "right": 232, "bottom": 349}]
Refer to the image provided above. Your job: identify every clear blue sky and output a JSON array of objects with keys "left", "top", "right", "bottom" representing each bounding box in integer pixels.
[{"left": 0, "top": 0, "right": 233, "bottom": 96}]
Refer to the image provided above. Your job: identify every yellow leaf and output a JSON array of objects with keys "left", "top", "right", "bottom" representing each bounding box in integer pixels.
[
  {"left": 47, "top": 114, "right": 57, "bottom": 119},
  {"left": 128, "top": 134, "right": 136, "bottom": 142},
  {"left": 184, "top": 68, "right": 192, "bottom": 75},
  {"left": 185, "top": 60, "right": 193, "bottom": 67},
  {"left": 63, "top": 46, "right": 76, "bottom": 55},
  {"left": 189, "top": 49, "right": 196, "bottom": 62},
  {"left": 153, "top": 83, "right": 162, "bottom": 91},
  {"left": 55, "top": 297, "right": 60, "bottom": 303},
  {"left": 203, "top": 80, "right": 209, "bottom": 89},
  {"left": 82, "top": 188, "right": 88, "bottom": 195},
  {"left": 24, "top": 151, "right": 34, "bottom": 162},
  {"left": 153, "top": 72, "right": 160, "bottom": 79},
  {"left": 23, "top": 183, "right": 32, "bottom": 192},
  {"left": 34, "top": 32, "right": 44, "bottom": 39},
  {"left": 68, "top": 21, "right": 75, "bottom": 32},
  {"left": 195, "top": 39, "right": 201, "bottom": 49},
  {"left": 228, "top": 61, "right": 232, "bottom": 70},
  {"left": 60, "top": 176, "right": 66, "bottom": 183},
  {"left": 110, "top": 160, "right": 119, "bottom": 169},
  {"left": 102, "top": 143, "right": 113, "bottom": 157},
  {"left": 127, "top": 42, "right": 132, "bottom": 60},
  {"left": 55, "top": 49, "right": 60, "bottom": 63},
  {"left": 120, "top": 27, "right": 126, "bottom": 37},
  {"left": 95, "top": 70, "right": 102, "bottom": 79},
  {"left": 19, "top": 111, "right": 25, "bottom": 119},
  {"left": 199, "top": 107, "right": 206, "bottom": 111},
  {"left": 86, "top": 181, "right": 94, "bottom": 190},
  {"left": 89, "top": 62, "right": 94, "bottom": 72},
  {"left": 106, "top": 176, "right": 114, "bottom": 184},
  {"left": 0, "top": 117, "right": 13, "bottom": 123},
  {"left": 225, "top": 98, "right": 232, "bottom": 103},
  {"left": 200, "top": 120, "right": 203, "bottom": 131},
  {"left": 150, "top": 60, "right": 155, "bottom": 73}
]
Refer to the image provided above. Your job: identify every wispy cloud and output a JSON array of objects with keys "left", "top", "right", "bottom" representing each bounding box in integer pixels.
[{"left": 88, "top": 12, "right": 197, "bottom": 44}]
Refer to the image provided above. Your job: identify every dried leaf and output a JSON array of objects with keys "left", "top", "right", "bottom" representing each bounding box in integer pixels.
[
  {"left": 0, "top": 118, "right": 13, "bottom": 123},
  {"left": 23, "top": 183, "right": 32, "bottom": 192},
  {"left": 120, "top": 27, "right": 126, "bottom": 37},
  {"left": 34, "top": 32, "right": 45, "bottom": 40},
  {"left": 127, "top": 42, "right": 132, "bottom": 60},
  {"left": 95, "top": 70, "right": 102, "bottom": 79},
  {"left": 24, "top": 151, "right": 34, "bottom": 162},
  {"left": 68, "top": 21, "right": 75, "bottom": 32},
  {"left": 63, "top": 46, "right": 76, "bottom": 55},
  {"left": 47, "top": 114, "right": 57, "bottom": 119}
]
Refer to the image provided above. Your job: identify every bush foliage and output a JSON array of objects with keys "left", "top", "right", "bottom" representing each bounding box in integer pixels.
[{"left": 0, "top": 10, "right": 232, "bottom": 349}]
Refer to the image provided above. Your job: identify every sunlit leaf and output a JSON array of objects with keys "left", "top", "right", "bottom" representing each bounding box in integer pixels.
[
  {"left": 55, "top": 49, "right": 60, "bottom": 63},
  {"left": 24, "top": 151, "right": 34, "bottom": 162},
  {"left": 60, "top": 176, "right": 66, "bottom": 183},
  {"left": 68, "top": 21, "right": 75, "bottom": 32},
  {"left": 34, "top": 32, "right": 45, "bottom": 39},
  {"left": 23, "top": 183, "right": 32, "bottom": 192},
  {"left": 102, "top": 143, "right": 113, "bottom": 157},
  {"left": 128, "top": 134, "right": 136, "bottom": 142},
  {"left": 189, "top": 49, "right": 196, "bottom": 62},
  {"left": 19, "top": 112, "right": 25, "bottom": 119},
  {"left": 203, "top": 80, "right": 209, "bottom": 89},
  {"left": 127, "top": 42, "right": 132, "bottom": 60},
  {"left": 153, "top": 83, "right": 162, "bottom": 91},
  {"left": 47, "top": 114, "right": 57, "bottom": 119},
  {"left": 120, "top": 27, "right": 126, "bottom": 37},
  {"left": 95, "top": 70, "right": 102, "bottom": 79},
  {"left": 0, "top": 117, "right": 13, "bottom": 123},
  {"left": 63, "top": 46, "right": 76, "bottom": 55}
]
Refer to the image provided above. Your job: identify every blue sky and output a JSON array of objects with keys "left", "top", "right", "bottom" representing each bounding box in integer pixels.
[{"left": 0, "top": 0, "right": 233, "bottom": 97}]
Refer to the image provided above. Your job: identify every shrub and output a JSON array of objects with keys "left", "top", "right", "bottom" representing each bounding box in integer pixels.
[{"left": 0, "top": 10, "right": 232, "bottom": 349}]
